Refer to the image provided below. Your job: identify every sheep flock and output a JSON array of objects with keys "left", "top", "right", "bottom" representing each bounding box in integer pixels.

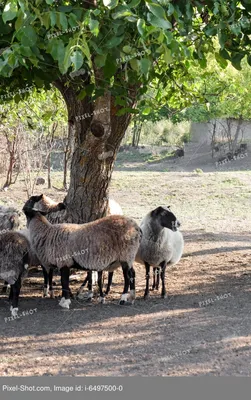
[{"left": 0, "top": 195, "right": 184, "bottom": 317}]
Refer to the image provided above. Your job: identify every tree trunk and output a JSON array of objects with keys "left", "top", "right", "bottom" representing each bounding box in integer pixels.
[
  {"left": 54, "top": 81, "right": 132, "bottom": 223},
  {"left": 47, "top": 152, "right": 51, "bottom": 189}
]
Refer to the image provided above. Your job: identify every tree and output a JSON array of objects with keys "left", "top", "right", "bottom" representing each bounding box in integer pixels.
[{"left": 0, "top": 0, "right": 251, "bottom": 222}]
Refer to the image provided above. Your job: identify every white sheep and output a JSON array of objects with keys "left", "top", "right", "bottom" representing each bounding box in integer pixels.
[{"left": 136, "top": 206, "right": 184, "bottom": 299}]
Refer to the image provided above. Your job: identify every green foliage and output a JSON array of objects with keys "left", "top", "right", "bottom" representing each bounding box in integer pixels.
[
  {"left": 176, "top": 57, "right": 251, "bottom": 122},
  {"left": 0, "top": 0, "right": 250, "bottom": 115},
  {"left": 132, "top": 119, "right": 191, "bottom": 146}
]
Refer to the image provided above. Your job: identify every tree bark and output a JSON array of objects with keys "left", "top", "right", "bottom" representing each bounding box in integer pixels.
[{"left": 54, "top": 80, "right": 132, "bottom": 223}]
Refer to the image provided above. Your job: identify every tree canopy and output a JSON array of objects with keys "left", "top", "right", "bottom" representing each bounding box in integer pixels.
[{"left": 1, "top": 0, "right": 251, "bottom": 111}]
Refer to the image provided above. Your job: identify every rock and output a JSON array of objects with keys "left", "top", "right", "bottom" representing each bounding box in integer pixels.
[{"left": 36, "top": 177, "right": 45, "bottom": 185}]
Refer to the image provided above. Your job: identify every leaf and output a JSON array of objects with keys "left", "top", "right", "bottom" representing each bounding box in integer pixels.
[
  {"left": 215, "top": 52, "right": 228, "bottom": 68},
  {"left": 146, "top": 2, "right": 167, "bottom": 20},
  {"left": 48, "top": 39, "right": 65, "bottom": 64},
  {"left": 142, "top": 106, "right": 151, "bottom": 115},
  {"left": 129, "top": 58, "right": 139, "bottom": 71},
  {"left": 105, "top": 35, "right": 124, "bottom": 48},
  {"left": 46, "top": 0, "right": 54, "bottom": 4},
  {"left": 77, "top": 89, "right": 87, "bottom": 100},
  {"left": 59, "top": 12, "right": 68, "bottom": 31},
  {"left": 147, "top": 13, "right": 172, "bottom": 30},
  {"left": 139, "top": 58, "right": 151, "bottom": 75},
  {"left": 19, "top": 26, "right": 37, "bottom": 47},
  {"left": 70, "top": 50, "right": 83, "bottom": 71},
  {"left": 89, "top": 40, "right": 103, "bottom": 55},
  {"left": 127, "top": 0, "right": 141, "bottom": 8},
  {"left": 123, "top": 45, "right": 132, "bottom": 54},
  {"left": 137, "top": 18, "right": 146, "bottom": 36},
  {"left": 104, "top": 54, "right": 117, "bottom": 78},
  {"left": 41, "top": 12, "right": 50, "bottom": 29},
  {"left": 50, "top": 11, "right": 57, "bottom": 27},
  {"left": 3, "top": 1, "right": 18, "bottom": 23},
  {"left": 103, "top": 0, "right": 118, "bottom": 9},
  {"left": 231, "top": 53, "right": 244, "bottom": 70},
  {"left": 94, "top": 54, "right": 107, "bottom": 67},
  {"left": 80, "top": 36, "right": 91, "bottom": 62},
  {"left": 163, "top": 46, "right": 173, "bottom": 64},
  {"left": 89, "top": 19, "right": 99, "bottom": 36},
  {"left": 112, "top": 6, "right": 134, "bottom": 19}
]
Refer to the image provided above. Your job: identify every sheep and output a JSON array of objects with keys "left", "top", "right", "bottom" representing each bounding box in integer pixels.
[
  {"left": 136, "top": 206, "right": 184, "bottom": 299},
  {"left": 25, "top": 194, "right": 123, "bottom": 300},
  {"left": 0, "top": 231, "right": 30, "bottom": 316},
  {"left": 76, "top": 197, "right": 123, "bottom": 299},
  {"left": 23, "top": 194, "right": 66, "bottom": 298},
  {"left": 22, "top": 205, "right": 141, "bottom": 309},
  {"left": 0, "top": 205, "right": 22, "bottom": 295},
  {"left": 0, "top": 205, "right": 21, "bottom": 231}
]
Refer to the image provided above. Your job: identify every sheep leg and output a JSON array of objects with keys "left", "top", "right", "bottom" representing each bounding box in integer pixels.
[
  {"left": 144, "top": 262, "right": 150, "bottom": 299},
  {"left": 48, "top": 267, "right": 54, "bottom": 298},
  {"left": 76, "top": 272, "right": 92, "bottom": 300},
  {"left": 160, "top": 261, "right": 167, "bottom": 299},
  {"left": 87, "top": 270, "right": 93, "bottom": 301},
  {"left": 129, "top": 267, "right": 136, "bottom": 303},
  {"left": 119, "top": 262, "right": 130, "bottom": 305},
  {"left": 156, "top": 267, "right": 160, "bottom": 290},
  {"left": 152, "top": 267, "right": 157, "bottom": 290},
  {"left": 1, "top": 281, "right": 9, "bottom": 295},
  {"left": 98, "top": 271, "right": 105, "bottom": 304},
  {"left": 42, "top": 266, "right": 50, "bottom": 298},
  {"left": 59, "top": 267, "right": 71, "bottom": 309},
  {"left": 105, "top": 272, "right": 114, "bottom": 296},
  {"left": 10, "top": 276, "right": 21, "bottom": 317}
]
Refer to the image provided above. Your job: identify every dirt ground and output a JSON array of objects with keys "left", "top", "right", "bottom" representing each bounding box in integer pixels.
[{"left": 0, "top": 151, "right": 251, "bottom": 376}]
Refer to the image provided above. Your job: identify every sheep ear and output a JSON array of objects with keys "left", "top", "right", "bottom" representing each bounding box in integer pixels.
[
  {"left": 58, "top": 202, "right": 66, "bottom": 210},
  {"left": 151, "top": 206, "right": 164, "bottom": 216}
]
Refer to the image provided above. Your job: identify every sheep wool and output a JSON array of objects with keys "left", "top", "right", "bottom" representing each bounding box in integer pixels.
[{"left": 0, "top": 231, "right": 30, "bottom": 285}]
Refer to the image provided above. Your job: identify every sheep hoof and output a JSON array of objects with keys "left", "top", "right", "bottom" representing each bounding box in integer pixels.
[
  {"left": 161, "top": 293, "right": 167, "bottom": 299},
  {"left": 144, "top": 293, "right": 150, "bottom": 300},
  {"left": 119, "top": 293, "right": 129, "bottom": 305},
  {"left": 98, "top": 296, "right": 106, "bottom": 304},
  {"left": 43, "top": 288, "right": 50, "bottom": 298},
  {"left": 10, "top": 306, "right": 18, "bottom": 317},
  {"left": 49, "top": 290, "right": 55, "bottom": 299},
  {"left": 59, "top": 297, "right": 71, "bottom": 309},
  {"left": 129, "top": 290, "right": 136, "bottom": 301}
]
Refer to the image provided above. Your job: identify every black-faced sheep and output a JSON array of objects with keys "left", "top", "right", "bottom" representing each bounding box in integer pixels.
[
  {"left": 136, "top": 206, "right": 184, "bottom": 299},
  {"left": 23, "top": 206, "right": 140, "bottom": 308}
]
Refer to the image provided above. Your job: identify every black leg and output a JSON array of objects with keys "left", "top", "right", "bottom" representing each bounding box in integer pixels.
[
  {"left": 48, "top": 267, "right": 54, "bottom": 298},
  {"left": 160, "top": 261, "right": 167, "bottom": 298},
  {"left": 76, "top": 272, "right": 89, "bottom": 296},
  {"left": 144, "top": 262, "right": 150, "bottom": 299},
  {"left": 129, "top": 266, "right": 136, "bottom": 302},
  {"left": 60, "top": 266, "right": 70, "bottom": 300},
  {"left": 9, "top": 286, "right": 13, "bottom": 301},
  {"left": 10, "top": 276, "right": 21, "bottom": 310},
  {"left": 152, "top": 267, "right": 156, "bottom": 290},
  {"left": 87, "top": 270, "right": 92, "bottom": 292},
  {"left": 42, "top": 266, "right": 49, "bottom": 297},
  {"left": 156, "top": 267, "right": 160, "bottom": 290},
  {"left": 105, "top": 272, "right": 114, "bottom": 296},
  {"left": 120, "top": 262, "right": 130, "bottom": 305},
  {"left": 98, "top": 271, "right": 105, "bottom": 303}
]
